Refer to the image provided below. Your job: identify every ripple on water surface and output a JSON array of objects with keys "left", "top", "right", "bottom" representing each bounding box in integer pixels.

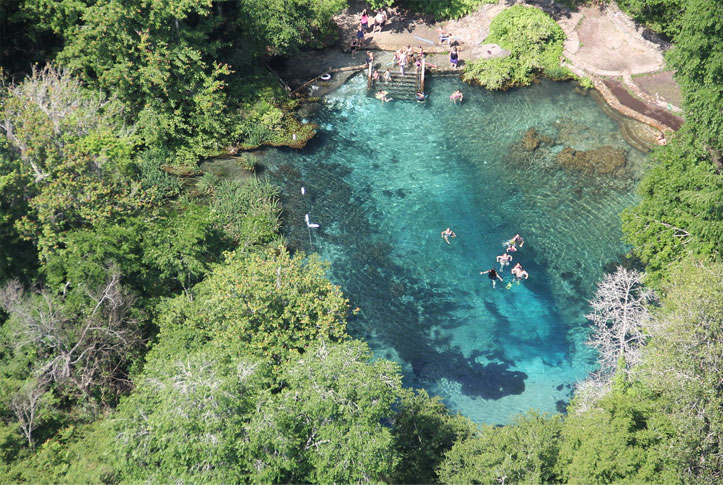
[{"left": 262, "top": 75, "right": 648, "bottom": 424}]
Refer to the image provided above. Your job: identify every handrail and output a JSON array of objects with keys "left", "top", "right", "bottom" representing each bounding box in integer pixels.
[{"left": 421, "top": 57, "right": 425, "bottom": 93}]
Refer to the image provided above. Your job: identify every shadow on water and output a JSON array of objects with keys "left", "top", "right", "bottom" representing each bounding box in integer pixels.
[{"left": 273, "top": 145, "right": 529, "bottom": 401}]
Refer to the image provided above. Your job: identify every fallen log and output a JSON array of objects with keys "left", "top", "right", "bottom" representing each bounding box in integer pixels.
[{"left": 291, "top": 64, "right": 367, "bottom": 95}]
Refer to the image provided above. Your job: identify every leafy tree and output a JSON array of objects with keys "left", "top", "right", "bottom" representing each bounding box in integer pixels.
[
  {"left": 21, "top": 0, "right": 92, "bottom": 39},
  {"left": 667, "top": 0, "right": 723, "bottom": 156},
  {"left": 621, "top": 129, "right": 723, "bottom": 286},
  {"left": 391, "top": 389, "right": 476, "bottom": 483},
  {"left": 617, "top": 0, "right": 686, "bottom": 38},
  {"left": 141, "top": 203, "right": 225, "bottom": 295},
  {"left": 439, "top": 412, "right": 563, "bottom": 484},
  {"left": 0, "top": 421, "right": 116, "bottom": 483},
  {"left": 112, "top": 350, "right": 261, "bottom": 483},
  {"left": 0, "top": 64, "right": 142, "bottom": 260},
  {"left": 158, "top": 245, "right": 349, "bottom": 367},
  {"left": 396, "top": 0, "right": 496, "bottom": 20},
  {"left": 243, "top": 340, "right": 403, "bottom": 483},
  {"left": 638, "top": 258, "right": 723, "bottom": 483},
  {"left": 0, "top": 144, "right": 36, "bottom": 282},
  {"left": 558, "top": 386, "right": 675, "bottom": 484},
  {"left": 58, "top": 0, "right": 234, "bottom": 165},
  {"left": 463, "top": 6, "right": 568, "bottom": 90},
  {"left": 239, "top": 0, "right": 347, "bottom": 54}
]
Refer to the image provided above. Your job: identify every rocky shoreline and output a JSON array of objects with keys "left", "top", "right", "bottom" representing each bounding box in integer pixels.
[{"left": 272, "top": 0, "right": 683, "bottom": 145}]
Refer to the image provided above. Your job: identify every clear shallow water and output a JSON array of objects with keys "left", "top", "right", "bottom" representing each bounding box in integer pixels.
[{"left": 260, "top": 75, "right": 648, "bottom": 424}]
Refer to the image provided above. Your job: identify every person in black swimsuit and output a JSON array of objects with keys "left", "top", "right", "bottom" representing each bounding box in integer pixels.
[
  {"left": 481, "top": 268, "right": 503, "bottom": 288},
  {"left": 450, "top": 46, "right": 459, "bottom": 69}
]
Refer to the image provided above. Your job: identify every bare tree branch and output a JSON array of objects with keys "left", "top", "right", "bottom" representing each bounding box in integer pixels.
[{"left": 585, "top": 266, "right": 654, "bottom": 375}]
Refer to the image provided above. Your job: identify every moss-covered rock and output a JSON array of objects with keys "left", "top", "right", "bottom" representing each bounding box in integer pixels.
[
  {"left": 521, "top": 128, "right": 553, "bottom": 151},
  {"left": 556, "top": 146, "right": 626, "bottom": 175}
]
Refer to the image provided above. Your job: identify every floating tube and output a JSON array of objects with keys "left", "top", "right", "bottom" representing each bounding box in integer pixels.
[{"left": 320, "top": 73, "right": 332, "bottom": 81}]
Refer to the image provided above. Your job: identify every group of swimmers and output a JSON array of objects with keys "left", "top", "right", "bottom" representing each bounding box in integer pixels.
[
  {"left": 485, "top": 234, "right": 529, "bottom": 288},
  {"left": 375, "top": 87, "right": 462, "bottom": 104},
  {"left": 442, "top": 230, "right": 530, "bottom": 289}
]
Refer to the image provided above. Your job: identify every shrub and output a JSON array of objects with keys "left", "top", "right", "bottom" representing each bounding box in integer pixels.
[
  {"left": 398, "top": 0, "right": 497, "bottom": 20},
  {"left": 463, "top": 6, "right": 569, "bottom": 90}
]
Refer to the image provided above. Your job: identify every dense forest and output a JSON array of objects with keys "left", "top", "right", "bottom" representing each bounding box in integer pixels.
[{"left": 0, "top": 0, "right": 721, "bottom": 482}]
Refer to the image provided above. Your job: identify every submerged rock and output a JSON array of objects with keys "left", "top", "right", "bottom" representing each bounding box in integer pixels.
[
  {"left": 556, "top": 145, "right": 626, "bottom": 175},
  {"left": 521, "top": 128, "right": 553, "bottom": 151}
]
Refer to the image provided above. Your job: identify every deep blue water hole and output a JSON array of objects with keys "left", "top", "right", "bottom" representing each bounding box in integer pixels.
[{"left": 259, "top": 75, "right": 647, "bottom": 424}]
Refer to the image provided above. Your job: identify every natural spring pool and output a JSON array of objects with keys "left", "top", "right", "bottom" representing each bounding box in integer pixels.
[{"left": 256, "top": 75, "right": 649, "bottom": 424}]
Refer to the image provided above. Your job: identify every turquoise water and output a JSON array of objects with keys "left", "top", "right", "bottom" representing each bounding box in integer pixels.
[{"left": 260, "top": 75, "right": 647, "bottom": 424}]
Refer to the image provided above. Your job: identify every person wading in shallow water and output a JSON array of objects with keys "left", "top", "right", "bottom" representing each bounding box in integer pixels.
[
  {"left": 481, "top": 268, "right": 503, "bottom": 288},
  {"left": 441, "top": 227, "right": 456, "bottom": 244}
]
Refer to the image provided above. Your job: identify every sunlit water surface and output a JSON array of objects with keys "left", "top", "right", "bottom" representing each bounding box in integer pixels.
[{"left": 257, "top": 75, "right": 648, "bottom": 424}]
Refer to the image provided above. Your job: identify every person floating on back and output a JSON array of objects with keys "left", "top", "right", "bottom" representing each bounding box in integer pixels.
[
  {"left": 441, "top": 227, "right": 456, "bottom": 244},
  {"left": 375, "top": 89, "right": 391, "bottom": 103},
  {"left": 481, "top": 268, "right": 503, "bottom": 288}
]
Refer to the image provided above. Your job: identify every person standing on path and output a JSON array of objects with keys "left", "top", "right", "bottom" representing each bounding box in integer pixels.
[
  {"left": 450, "top": 46, "right": 459, "bottom": 69},
  {"left": 360, "top": 9, "right": 369, "bottom": 32},
  {"left": 373, "top": 10, "right": 387, "bottom": 33}
]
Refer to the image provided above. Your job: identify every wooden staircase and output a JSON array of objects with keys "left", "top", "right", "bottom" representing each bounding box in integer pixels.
[{"left": 368, "top": 58, "right": 425, "bottom": 100}]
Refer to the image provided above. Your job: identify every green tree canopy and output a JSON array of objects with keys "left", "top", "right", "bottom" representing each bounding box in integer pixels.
[
  {"left": 621, "top": 128, "right": 723, "bottom": 286},
  {"left": 156, "top": 245, "right": 349, "bottom": 367},
  {"left": 637, "top": 259, "right": 723, "bottom": 482},
  {"left": 439, "top": 412, "right": 563, "bottom": 484}
]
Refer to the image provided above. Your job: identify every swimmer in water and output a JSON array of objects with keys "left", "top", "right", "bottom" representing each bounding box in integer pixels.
[
  {"left": 481, "top": 268, "right": 503, "bottom": 288},
  {"left": 450, "top": 89, "right": 463, "bottom": 104},
  {"left": 496, "top": 253, "right": 512, "bottom": 272},
  {"left": 511, "top": 263, "right": 529, "bottom": 281},
  {"left": 508, "top": 234, "right": 525, "bottom": 247},
  {"left": 375, "top": 89, "right": 391, "bottom": 103},
  {"left": 441, "top": 227, "right": 456, "bottom": 244},
  {"left": 506, "top": 243, "right": 518, "bottom": 254}
]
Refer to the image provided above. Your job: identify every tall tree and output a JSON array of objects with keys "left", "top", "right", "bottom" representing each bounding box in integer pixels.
[
  {"left": 621, "top": 129, "right": 723, "bottom": 286},
  {"left": 667, "top": 0, "right": 723, "bottom": 157},
  {"left": 638, "top": 258, "right": 723, "bottom": 482}
]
